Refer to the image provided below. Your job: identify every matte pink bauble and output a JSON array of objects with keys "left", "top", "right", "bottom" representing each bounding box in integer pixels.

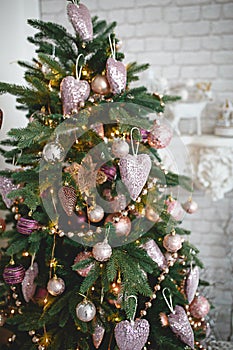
[
  {"left": 163, "top": 233, "right": 183, "bottom": 253},
  {"left": 105, "top": 214, "right": 131, "bottom": 237},
  {"left": 189, "top": 296, "right": 210, "bottom": 319},
  {"left": 182, "top": 199, "right": 198, "bottom": 214},
  {"left": 74, "top": 251, "right": 94, "bottom": 277}
]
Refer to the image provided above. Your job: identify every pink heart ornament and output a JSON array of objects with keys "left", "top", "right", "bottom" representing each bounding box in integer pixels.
[
  {"left": 106, "top": 57, "right": 127, "bottom": 95},
  {"left": 60, "top": 76, "right": 90, "bottom": 116},
  {"left": 119, "top": 154, "right": 151, "bottom": 201},
  {"left": 185, "top": 266, "right": 199, "bottom": 304},
  {"left": 168, "top": 305, "right": 194, "bottom": 349},
  {"left": 67, "top": 3, "right": 93, "bottom": 42},
  {"left": 21, "top": 262, "right": 39, "bottom": 302},
  {"left": 114, "top": 319, "right": 150, "bottom": 350},
  {"left": 141, "top": 239, "right": 167, "bottom": 270}
]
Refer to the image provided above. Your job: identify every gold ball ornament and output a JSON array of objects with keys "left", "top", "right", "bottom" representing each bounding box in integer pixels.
[
  {"left": 163, "top": 233, "right": 183, "bottom": 253},
  {"left": 91, "top": 75, "right": 111, "bottom": 95}
]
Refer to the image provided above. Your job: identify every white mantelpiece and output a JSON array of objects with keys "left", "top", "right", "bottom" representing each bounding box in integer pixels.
[{"left": 181, "top": 135, "right": 233, "bottom": 201}]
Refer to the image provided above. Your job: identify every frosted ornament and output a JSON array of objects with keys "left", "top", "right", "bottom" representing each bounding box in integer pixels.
[{"left": 43, "top": 141, "right": 65, "bottom": 163}]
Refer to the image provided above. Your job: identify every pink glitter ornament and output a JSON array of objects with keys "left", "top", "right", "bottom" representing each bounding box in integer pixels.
[
  {"left": 189, "top": 295, "right": 210, "bottom": 319},
  {"left": 119, "top": 153, "right": 151, "bottom": 201},
  {"left": 67, "top": 3, "right": 93, "bottom": 42},
  {"left": 106, "top": 58, "right": 127, "bottom": 95},
  {"left": 60, "top": 76, "right": 90, "bottom": 116},
  {"left": 73, "top": 251, "right": 94, "bottom": 277},
  {"left": 141, "top": 239, "right": 167, "bottom": 270},
  {"left": 185, "top": 266, "right": 199, "bottom": 304},
  {"left": 0, "top": 176, "right": 20, "bottom": 208},
  {"left": 22, "top": 262, "right": 38, "bottom": 302},
  {"left": 168, "top": 305, "right": 194, "bottom": 349},
  {"left": 92, "top": 320, "right": 105, "bottom": 349},
  {"left": 148, "top": 122, "right": 172, "bottom": 149},
  {"left": 114, "top": 319, "right": 150, "bottom": 350},
  {"left": 3, "top": 263, "right": 25, "bottom": 285},
  {"left": 17, "top": 217, "right": 39, "bottom": 235},
  {"left": 165, "top": 199, "right": 184, "bottom": 221}
]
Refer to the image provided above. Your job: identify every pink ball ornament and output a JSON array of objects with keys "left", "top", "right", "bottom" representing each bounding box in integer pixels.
[
  {"left": 182, "top": 199, "right": 198, "bottom": 214},
  {"left": 163, "top": 233, "right": 183, "bottom": 253},
  {"left": 145, "top": 206, "right": 160, "bottom": 222},
  {"left": 3, "top": 263, "right": 25, "bottom": 285},
  {"left": 16, "top": 217, "right": 39, "bottom": 235},
  {"left": 87, "top": 205, "right": 104, "bottom": 223},
  {"left": 92, "top": 239, "right": 112, "bottom": 262},
  {"left": 148, "top": 122, "right": 172, "bottom": 149},
  {"left": 189, "top": 295, "right": 210, "bottom": 319},
  {"left": 105, "top": 214, "right": 131, "bottom": 237},
  {"left": 47, "top": 276, "right": 65, "bottom": 296},
  {"left": 74, "top": 251, "right": 94, "bottom": 277},
  {"left": 165, "top": 199, "right": 184, "bottom": 221}
]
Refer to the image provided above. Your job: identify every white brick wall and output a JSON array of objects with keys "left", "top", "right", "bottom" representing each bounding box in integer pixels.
[{"left": 40, "top": 0, "right": 233, "bottom": 340}]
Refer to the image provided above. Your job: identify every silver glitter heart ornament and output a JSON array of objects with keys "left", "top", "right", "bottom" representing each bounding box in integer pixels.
[
  {"left": 67, "top": 3, "right": 93, "bottom": 42},
  {"left": 185, "top": 266, "right": 199, "bottom": 304},
  {"left": 106, "top": 58, "right": 127, "bottom": 95},
  {"left": 0, "top": 176, "right": 20, "bottom": 208},
  {"left": 60, "top": 76, "right": 90, "bottom": 116},
  {"left": 114, "top": 319, "right": 150, "bottom": 350},
  {"left": 119, "top": 154, "right": 151, "bottom": 201},
  {"left": 21, "top": 262, "right": 38, "bottom": 302},
  {"left": 168, "top": 305, "right": 194, "bottom": 349}
]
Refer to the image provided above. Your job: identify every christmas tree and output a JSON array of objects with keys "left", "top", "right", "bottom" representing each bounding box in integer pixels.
[{"left": 0, "top": 1, "right": 211, "bottom": 349}]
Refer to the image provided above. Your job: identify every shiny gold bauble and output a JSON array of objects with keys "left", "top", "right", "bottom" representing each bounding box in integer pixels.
[{"left": 91, "top": 75, "right": 111, "bottom": 95}]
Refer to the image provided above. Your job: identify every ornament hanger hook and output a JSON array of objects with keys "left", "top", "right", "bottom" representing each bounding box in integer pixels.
[
  {"left": 126, "top": 295, "right": 138, "bottom": 322},
  {"left": 108, "top": 33, "right": 116, "bottom": 60},
  {"left": 162, "top": 288, "right": 174, "bottom": 314},
  {"left": 130, "top": 127, "right": 140, "bottom": 157},
  {"left": 76, "top": 54, "right": 85, "bottom": 80}
]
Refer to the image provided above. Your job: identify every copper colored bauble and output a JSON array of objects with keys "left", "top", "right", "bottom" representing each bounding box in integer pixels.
[
  {"left": 76, "top": 299, "right": 96, "bottom": 322},
  {"left": 73, "top": 251, "right": 94, "bottom": 277},
  {"left": 3, "top": 263, "right": 25, "bottom": 285},
  {"left": 165, "top": 199, "right": 184, "bottom": 221},
  {"left": 105, "top": 214, "right": 131, "bottom": 237},
  {"left": 148, "top": 122, "right": 172, "bottom": 149},
  {"left": 189, "top": 295, "right": 210, "bottom": 319},
  {"left": 112, "top": 139, "right": 129, "bottom": 158},
  {"left": 91, "top": 75, "right": 110, "bottom": 95},
  {"left": 145, "top": 206, "right": 160, "bottom": 222},
  {"left": 163, "top": 233, "right": 183, "bottom": 253},
  {"left": 182, "top": 199, "right": 198, "bottom": 214},
  {"left": 87, "top": 205, "right": 104, "bottom": 223},
  {"left": 92, "top": 239, "right": 112, "bottom": 262},
  {"left": 0, "top": 218, "right": 6, "bottom": 233},
  {"left": 47, "top": 276, "right": 65, "bottom": 296}
]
